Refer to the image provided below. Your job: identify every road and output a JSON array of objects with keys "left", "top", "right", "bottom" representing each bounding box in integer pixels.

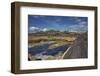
[{"left": 62, "top": 33, "right": 88, "bottom": 59}]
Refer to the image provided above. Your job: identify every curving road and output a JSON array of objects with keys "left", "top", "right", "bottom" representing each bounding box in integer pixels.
[{"left": 62, "top": 33, "right": 88, "bottom": 59}]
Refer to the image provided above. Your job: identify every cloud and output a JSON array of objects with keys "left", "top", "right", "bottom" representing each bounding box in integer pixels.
[
  {"left": 29, "top": 26, "right": 49, "bottom": 33},
  {"left": 29, "top": 26, "right": 39, "bottom": 30},
  {"left": 66, "top": 24, "right": 87, "bottom": 33},
  {"left": 29, "top": 26, "right": 41, "bottom": 33},
  {"left": 65, "top": 17, "right": 87, "bottom": 32},
  {"left": 75, "top": 18, "right": 82, "bottom": 22},
  {"left": 79, "top": 21, "right": 87, "bottom": 25},
  {"left": 42, "top": 28, "right": 48, "bottom": 32},
  {"left": 68, "top": 19, "right": 88, "bottom": 32}
]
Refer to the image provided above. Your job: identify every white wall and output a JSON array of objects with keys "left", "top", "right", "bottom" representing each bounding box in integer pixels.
[{"left": 0, "top": 0, "right": 100, "bottom": 76}]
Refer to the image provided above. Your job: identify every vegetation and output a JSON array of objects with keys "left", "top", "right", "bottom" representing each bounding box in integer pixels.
[{"left": 28, "top": 31, "right": 87, "bottom": 60}]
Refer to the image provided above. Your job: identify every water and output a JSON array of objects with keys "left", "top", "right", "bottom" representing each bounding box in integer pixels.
[{"left": 28, "top": 43, "right": 69, "bottom": 56}]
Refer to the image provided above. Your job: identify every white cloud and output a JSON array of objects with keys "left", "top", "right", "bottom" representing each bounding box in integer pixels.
[
  {"left": 29, "top": 26, "right": 39, "bottom": 30},
  {"left": 68, "top": 19, "right": 88, "bottom": 32},
  {"left": 42, "top": 28, "right": 48, "bottom": 32},
  {"left": 29, "top": 26, "right": 41, "bottom": 33},
  {"left": 29, "top": 26, "right": 49, "bottom": 33},
  {"left": 79, "top": 21, "right": 87, "bottom": 25},
  {"left": 76, "top": 18, "right": 82, "bottom": 22},
  {"left": 66, "top": 24, "right": 87, "bottom": 33}
]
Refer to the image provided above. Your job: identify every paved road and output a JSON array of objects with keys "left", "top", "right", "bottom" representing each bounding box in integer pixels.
[{"left": 62, "top": 33, "right": 88, "bottom": 59}]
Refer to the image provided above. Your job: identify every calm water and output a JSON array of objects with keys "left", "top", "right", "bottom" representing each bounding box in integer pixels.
[{"left": 28, "top": 43, "right": 69, "bottom": 56}]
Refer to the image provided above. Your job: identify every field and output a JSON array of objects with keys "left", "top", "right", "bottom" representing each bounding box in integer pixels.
[{"left": 28, "top": 31, "right": 82, "bottom": 61}]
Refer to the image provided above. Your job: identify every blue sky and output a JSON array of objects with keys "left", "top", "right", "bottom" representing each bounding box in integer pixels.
[{"left": 28, "top": 15, "right": 88, "bottom": 33}]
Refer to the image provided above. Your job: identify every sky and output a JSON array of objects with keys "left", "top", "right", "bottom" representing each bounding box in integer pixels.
[{"left": 28, "top": 15, "right": 88, "bottom": 33}]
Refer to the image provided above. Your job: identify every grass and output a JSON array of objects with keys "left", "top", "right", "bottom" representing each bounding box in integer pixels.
[{"left": 29, "top": 36, "right": 76, "bottom": 43}]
